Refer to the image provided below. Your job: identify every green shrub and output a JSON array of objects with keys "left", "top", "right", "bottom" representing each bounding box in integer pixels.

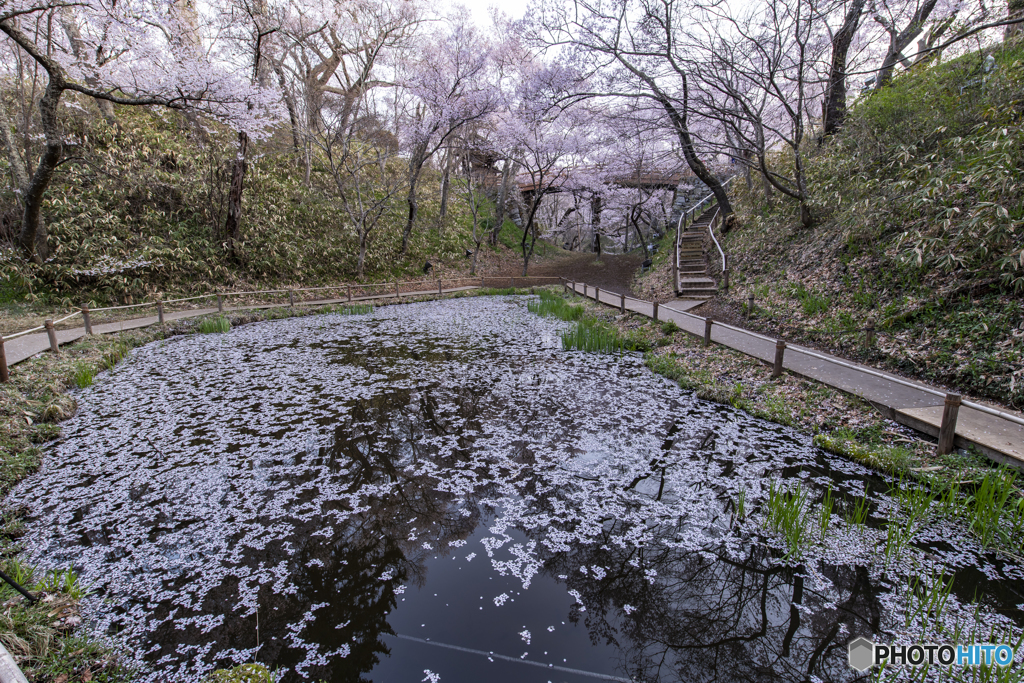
[{"left": 198, "top": 317, "right": 231, "bottom": 334}]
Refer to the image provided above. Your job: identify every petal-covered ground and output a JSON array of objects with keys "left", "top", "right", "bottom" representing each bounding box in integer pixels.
[{"left": 12, "top": 297, "right": 1024, "bottom": 682}]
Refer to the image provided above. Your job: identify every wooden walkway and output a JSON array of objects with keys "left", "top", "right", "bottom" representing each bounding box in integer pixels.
[
  {"left": 6, "top": 279, "right": 1021, "bottom": 467},
  {"left": 569, "top": 281, "right": 1024, "bottom": 468},
  {"left": 2, "top": 285, "right": 479, "bottom": 367}
]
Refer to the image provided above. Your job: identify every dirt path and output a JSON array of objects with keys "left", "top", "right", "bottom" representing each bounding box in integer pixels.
[{"left": 503, "top": 252, "right": 644, "bottom": 296}]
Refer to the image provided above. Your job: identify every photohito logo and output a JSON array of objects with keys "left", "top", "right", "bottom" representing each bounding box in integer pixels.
[{"left": 848, "top": 637, "right": 1016, "bottom": 671}]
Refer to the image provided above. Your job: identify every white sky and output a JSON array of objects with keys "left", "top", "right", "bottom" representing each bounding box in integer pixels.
[{"left": 449, "top": 0, "right": 532, "bottom": 28}]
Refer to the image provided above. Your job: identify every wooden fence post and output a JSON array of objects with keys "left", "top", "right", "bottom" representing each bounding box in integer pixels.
[
  {"left": 510, "top": 276, "right": 514, "bottom": 288},
  {"left": 0, "top": 338, "right": 8, "bottom": 383},
  {"left": 289, "top": 291, "right": 295, "bottom": 308},
  {"left": 45, "top": 320, "right": 58, "bottom": 354},
  {"left": 704, "top": 317, "right": 713, "bottom": 347},
  {"left": 583, "top": 284, "right": 588, "bottom": 298},
  {"left": 937, "top": 393, "right": 961, "bottom": 455},
  {"left": 865, "top": 317, "right": 876, "bottom": 347},
  {"left": 747, "top": 294, "right": 754, "bottom": 318},
  {"left": 348, "top": 285, "right": 352, "bottom": 302},
  {"left": 722, "top": 254, "right": 730, "bottom": 292},
  {"left": 157, "top": 300, "right": 164, "bottom": 325},
  {"left": 773, "top": 340, "right": 786, "bottom": 378},
  {"left": 595, "top": 286, "right": 601, "bottom": 304},
  {"left": 652, "top": 301, "right": 659, "bottom": 321},
  {"left": 395, "top": 281, "right": 400, "bottom": 297},
  {"left": 82, "top": 305, "right": 92, "bottom": 335},
  {"left": 438, "top": 279, "right": 443, "bottom": 295},
  {"left": 620, "top": 292, "right": 625, "bottom": 313},
  {"left": 217, "top": 295, "right": 223, "bottom": 313}
]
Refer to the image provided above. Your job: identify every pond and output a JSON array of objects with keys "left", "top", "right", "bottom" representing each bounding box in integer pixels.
[{"left": 13, "top": 296, "right": 1024, "bottom": 682}]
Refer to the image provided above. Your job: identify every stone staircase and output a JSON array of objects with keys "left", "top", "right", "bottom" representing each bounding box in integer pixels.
[{"left": 676, "top": 206, "right": 721, "bottom": 300}]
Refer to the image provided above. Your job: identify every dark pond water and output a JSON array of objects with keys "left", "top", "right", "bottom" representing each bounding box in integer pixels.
[{"left": 13, "top": 297, "right": 1024, "bottom": 682}]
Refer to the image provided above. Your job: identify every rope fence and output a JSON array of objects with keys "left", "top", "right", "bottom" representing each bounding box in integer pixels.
[
  {"left": 564, "top": 278, "right": 1024, "bottom": 460},
  {"left": 0, "top": 275, "right": 563, "bottom": 382}
]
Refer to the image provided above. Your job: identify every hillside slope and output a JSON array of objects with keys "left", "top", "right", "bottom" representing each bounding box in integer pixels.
[{"left": 710, "top": 41, "right": 1024, "bottom": 410}]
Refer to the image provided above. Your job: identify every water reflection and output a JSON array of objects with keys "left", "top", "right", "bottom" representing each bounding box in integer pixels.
[{"left": 11, "top": 298, "right": 1023, "bottom": 682}]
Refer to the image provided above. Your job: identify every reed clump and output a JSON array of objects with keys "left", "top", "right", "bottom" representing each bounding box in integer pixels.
[{"left": 198, "top": 317, "right": 231, "bottom": 334}]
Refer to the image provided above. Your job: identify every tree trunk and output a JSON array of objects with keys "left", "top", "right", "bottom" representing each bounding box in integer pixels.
[
  {"left": 491, "top": 159, "right": 513, "bottom": 246},
  {"left": 439, "top": 147, "right": 453, "bottom": 221},
  {"left": 1008, "top": 0, "right": 1024, "bottom": 39},
  {"left": 590, "top": 195, "right": 602, "bottom": 255},
  {"left": 357, "top": 232, "right": 368, "bottom": 278},
  {"left": 224, "top": 131, "right": 249, "bottom": 255},
  {"left": 471, "top": 240, "right": 480, "bottom": 275},
  {"left": 401, "top": 155, "right": 425, "bottom": 255},
  {"left": 874, "top": 0, "right": 940, "bottom": 89},
  {"left": 632, "top": 209, "right": 648, "bottom": 253},
  {"left": 402, "top": 183, "right": 418, "bottom": 255},
  {"left": 19, "top": 74, "right": 64, "bottom": 264},
  {"left": 821, "top": 0, "right": 866, "bottom": 137},
  {"left": 656, "top": 78, "right": 733, "bottom": 222}
]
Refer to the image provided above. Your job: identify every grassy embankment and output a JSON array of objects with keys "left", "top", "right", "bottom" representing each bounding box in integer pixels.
[{"left": 698, "top": 41, "right": 1024, "bottom": 411}]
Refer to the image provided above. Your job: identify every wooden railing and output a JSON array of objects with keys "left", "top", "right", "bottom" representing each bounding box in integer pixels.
[{"left": 0, "top": 275, "right": 564, "bottom": 381}]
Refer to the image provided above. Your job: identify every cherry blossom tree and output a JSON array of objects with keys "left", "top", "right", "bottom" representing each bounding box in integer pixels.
[
  {"left": 532, "top": 0, "right": 736, "bottom": 226},
  {"left": 0, "top": 0, "right": 283, "bottom": 263},
  {"left": 397, "top": 9, "right": 497, "bottom": 254}
]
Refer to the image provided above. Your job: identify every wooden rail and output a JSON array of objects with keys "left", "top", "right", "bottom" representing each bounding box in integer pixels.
[{"left": 0, "top": 276, "right": 563, "bottom": 381}]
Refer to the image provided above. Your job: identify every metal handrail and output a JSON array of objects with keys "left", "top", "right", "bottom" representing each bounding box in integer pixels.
[{"left": 706, "top": 206, "right": 726, "bottom": 268}]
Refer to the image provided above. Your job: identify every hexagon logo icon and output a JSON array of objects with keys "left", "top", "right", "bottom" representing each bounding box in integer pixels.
[{"left": 848, "top": 636, "right": 876, "bottom": 672}]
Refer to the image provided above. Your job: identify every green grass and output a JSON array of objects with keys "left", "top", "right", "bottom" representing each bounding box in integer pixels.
[
  {"left": 845, "top": 493, "right": 871, "bottom": 528},
  {"left": 528, "top": 290, "right": 586, "bottom": 321},
  {"left": 561, "top": 318, "right": 629, "bottom": 353},
  {"left": 337, "top": 304, "right": 374, "bottom": 315},
  {"left": 660, "top": 320, "right": 680, "bottom": 335},
  {"left": 204, "top": 663, "right": 274, "bottom": 682},
  {"left": 764, "top": 480, "right": 810, "bottom": 561},
  {"left": 198, "top": 317, "right": 231, "bottom": 334},
  {"left": 72, "top": 362, "right": 94, "bottom": 388}
]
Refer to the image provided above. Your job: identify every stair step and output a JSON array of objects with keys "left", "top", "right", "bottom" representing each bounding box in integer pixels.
[{"left": 680, "top": 277, "right": 716, "bottom": 285}]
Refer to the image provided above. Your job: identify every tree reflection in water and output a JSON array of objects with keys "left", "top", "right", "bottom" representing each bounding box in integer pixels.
[{"left": 12, "top": 298, "right": 1023, "bottom": 682}]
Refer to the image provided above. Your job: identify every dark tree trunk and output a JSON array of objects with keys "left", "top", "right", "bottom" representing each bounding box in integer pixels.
[
  {"left": 401, "top": 151, "right": 426, "bottom": 255},
  {"left": 822, "top": 0, "right": 866, "bottom": 137},
  {"left": 491, "top": 159, "right": 512, "bottom": 246},
  {"left": 590, "top": 195, "right": 602, "bottom": 255},
  {"left": 224, "top": 131, "right": 249, "bottom": 255},
  {"left": 655, "top": 76, "right": 732, "bottom": 223},
  {"left": 874, "top": 0, "right": 940, "bottom": 89},
  {"left": 439, "top": 147, "right": 453, "bottom": 220},
  {"left": 1009, "top": 0, "right": 1024, "bottom": 39},
  {"left": 19, "top": 74, "right": 64, "bottom": 264}
]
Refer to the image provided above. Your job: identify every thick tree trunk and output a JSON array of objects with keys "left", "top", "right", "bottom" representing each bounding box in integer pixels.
[
  {"left": 471, "top": 240, "right": 480, "bottom": 275},
  {"left": 357, "top": 232, "right": 368, "bottom": 278},
  {"left": 874, "top": 0, "right": 940, "bottom": 89},
  {"left": 822, "top": 0, "right": 866, "bottom": 137},
  {"left": 401, "top": 155, "right": 425, "bottom": 255},
  {"left": 224, "top": 131, "right": 249, "bottom": 255},
  {"left": 656, "top": 79, "right": 733, "bottom": 224},
  {"left": 19, "top": 75, "right": 64, "bottom": 264},
  {"left": 1009, "top": 0, "right": 1024, "bottom": 39}
]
